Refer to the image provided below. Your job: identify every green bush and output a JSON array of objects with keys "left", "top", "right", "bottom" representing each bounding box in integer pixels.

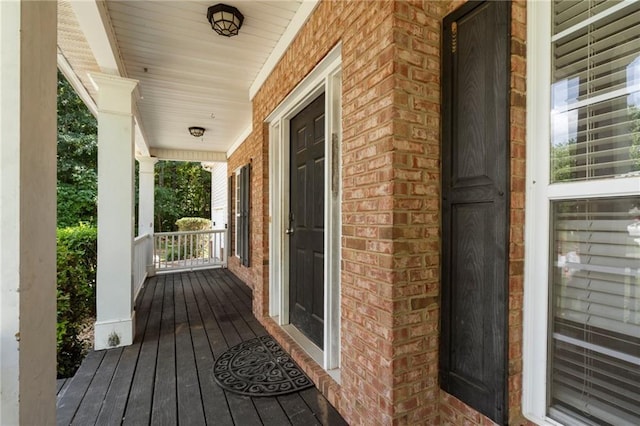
[
  {"left": 155, "top": 217, "right": 213, "bottom": 262},
  {"left": 57, "top": 224, "right": 97, "bottom": 378},
  {"left": 175, "top": 217, "right": 212, "bottom": 231}
]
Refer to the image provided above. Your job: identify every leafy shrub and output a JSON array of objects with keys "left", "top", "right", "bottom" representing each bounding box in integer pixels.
[
  {"left": 155, "top": 218, "right": 213, "bottom": 262},
  {"left": 175, "top": 217, "right": 212, "bottom": 231},
  {"left": 57, "top": 225, "right": 97, "bottom": 378}
]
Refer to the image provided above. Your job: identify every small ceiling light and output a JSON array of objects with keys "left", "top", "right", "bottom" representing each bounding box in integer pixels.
[
  {"left": 207, "top": 3, "right": 244, "bottom": 37},
  {"left": 188, "top": 126, "right": 205, "bottom": 137}
]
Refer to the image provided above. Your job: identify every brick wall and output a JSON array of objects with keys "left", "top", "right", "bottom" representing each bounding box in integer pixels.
[
  {"left": 385, "top": 1, "right": 444, "bottom": 424},
  {"left": 227, "top": 0, "right": 530, "bottom": 424},
  {"left": 507, "top": 1, "right": 528, "bottom": 425}
]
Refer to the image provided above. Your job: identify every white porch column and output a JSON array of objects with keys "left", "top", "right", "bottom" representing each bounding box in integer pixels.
[
  {"left": 0, "top": 1, "right": 57, "bottom": 424},
  {"left": 91, "top": 73, "right": 138, "bottom": 350},
  {"left": 137, "top": 156, "right": 158, "bottom": 236}
]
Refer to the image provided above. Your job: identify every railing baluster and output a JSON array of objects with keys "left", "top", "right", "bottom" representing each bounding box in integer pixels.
[
  {"left": 171, "top": 235, "right": 175, "bottom": 265},
  {"left": 190, "top": 233, "right": 194, "bottom": 266},
  {"left": 149, "top": 229, "right": 227, "bottom": 272},
  {"left": 162, "top": 236, "right": 167, "bottom": 269}
]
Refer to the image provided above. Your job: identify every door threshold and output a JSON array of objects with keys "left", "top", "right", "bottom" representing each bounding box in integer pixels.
[{"left": 282, "top": 324, "right": 323, "bottom": 367}]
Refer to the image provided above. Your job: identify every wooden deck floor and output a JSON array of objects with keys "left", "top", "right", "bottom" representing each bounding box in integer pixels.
[{"left": 56, "top": 269, "right": 347, "bottom": 426}]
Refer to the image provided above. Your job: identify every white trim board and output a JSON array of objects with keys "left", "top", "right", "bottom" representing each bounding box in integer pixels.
[
  {"left": 523, "top": 1, "right": 640, "bottom": 424},
  {"left": 267, "top": 44, "right": 342, "bottom": 377},
  {"left": 249, "top": 0, "right": 320, "bottom": 100}
]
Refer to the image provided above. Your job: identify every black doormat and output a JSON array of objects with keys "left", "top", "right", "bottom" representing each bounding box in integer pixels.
[{"left": 213, "top": 335, "right": 314, "bottom": 397}]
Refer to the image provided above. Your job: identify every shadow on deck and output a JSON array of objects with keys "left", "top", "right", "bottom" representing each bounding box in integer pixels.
[{"left": 56, "top": 269, "right": 347, "bottom": 425}]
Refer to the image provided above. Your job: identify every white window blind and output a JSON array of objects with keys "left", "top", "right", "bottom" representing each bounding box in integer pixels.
[
  {"left": 550, "top": 0, "right": 640, "bottom": 182},
  {"left": 549, "top": 198, "right": 640, "bottom": 424},
  {"left": 547, "top": 2, "right": 640, "bottom": 424}
]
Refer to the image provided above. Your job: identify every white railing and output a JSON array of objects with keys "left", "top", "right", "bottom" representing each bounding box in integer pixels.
[
  {"left": 133, "top": 233, "right": 153, "bottom": 300},
  {"left": 153, "top": 229, "right": 227, "bottom": 272}
]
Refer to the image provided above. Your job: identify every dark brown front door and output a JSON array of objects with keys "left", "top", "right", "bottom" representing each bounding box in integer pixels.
[
  {"left": 289, "top": 93, "right": 325, "bottom": 349},
  {"left": 440, "top": 1, "right": 510, "bottom": 424}
]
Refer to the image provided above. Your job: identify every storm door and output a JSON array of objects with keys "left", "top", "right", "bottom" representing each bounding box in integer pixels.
[
  {"left": 440, "top": 1, "right": 510, "bottom": 424},
  {"left": 288, "top": 93, "right": 325, "bottom": 349}
]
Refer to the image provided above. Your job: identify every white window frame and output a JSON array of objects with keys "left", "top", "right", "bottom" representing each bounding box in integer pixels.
[
  {"left": 266, "top": 44, "right": 342, "bottom": 381},
  {"left": 523, "top": 1, "right": 640, "bottom": 424},
  {"left": 234, "top": 167, "right": 241, "bottom": 258}
]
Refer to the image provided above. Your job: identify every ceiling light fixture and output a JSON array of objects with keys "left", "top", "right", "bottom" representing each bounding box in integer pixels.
[
  {"left": 188, "top": 126, "right": 205, "bottom": 137},
  {"left": 207, "top": 3, "right": 244, "bottom": 37}
]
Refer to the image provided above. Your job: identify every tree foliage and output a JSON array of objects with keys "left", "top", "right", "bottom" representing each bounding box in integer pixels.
[
  {"left": 155, "top": 161, "right": 211, "bottom": 231},
  {"left": 57, "top": 71, "right": 98, "bottom": 227},
  {"left": 551, "top": 139, "right": 575, "bottom": 182}
]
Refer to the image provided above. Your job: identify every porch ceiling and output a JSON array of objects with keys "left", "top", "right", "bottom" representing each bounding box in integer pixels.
[{"left": 57, "top": 1, "right": 310, "bottom": 157}]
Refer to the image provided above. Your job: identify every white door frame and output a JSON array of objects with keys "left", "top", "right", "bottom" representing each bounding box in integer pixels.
[{"left": 267, "top": 44, "right": 342, "bottom": 376}]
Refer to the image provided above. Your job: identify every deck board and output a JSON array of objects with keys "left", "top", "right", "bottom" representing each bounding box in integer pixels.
[
  {"left": 70, "top": 348, "right": 122, "bottom": 426},
  {"left": 122, "top": 275, "right": 164, "bottom": 425},
  {"left": 57, "top": 379, "right": 68, "bottom": 395},
  {"left": 186, "top": 273, "right": 235, "bottom": 426},
  {"left": 56, "top": 268, "right": 346, "bottom": 425},
  {"left": 56, "top": 350, "right": 106, "bottom": 425},
  {"left": 227, "top": 393, "right": 263, "bottom": 425},
  {"left": 94, "top": 276, "right": 156, "bottom": 426},
  {"left": 299, "top": 387, "right": 348, "bottom": 426},
  {"left": 253, "top": 396, "right": 292, "bottom": 425},
  {"left": 175, "top": 273, "right": 207, "bottom": 425},
  {"left": 278, "top": 393, "right": 323, "bottom": 426},
  {"left": 151, "top": 274, "right": 177, "bottom": 425}
]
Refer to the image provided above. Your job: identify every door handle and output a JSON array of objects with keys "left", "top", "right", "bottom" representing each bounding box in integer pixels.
[{"left": 286, "top": 212, "right": 294, "bottom": 235}]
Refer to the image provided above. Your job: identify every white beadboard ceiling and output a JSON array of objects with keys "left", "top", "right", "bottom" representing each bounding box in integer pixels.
[{"left": 60, "top": 1, "right": 307, "bottom": 156}]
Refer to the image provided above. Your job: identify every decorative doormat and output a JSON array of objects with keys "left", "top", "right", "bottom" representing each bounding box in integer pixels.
[{"left": 213, "top": 335, "right": 313, "bottom": 397}]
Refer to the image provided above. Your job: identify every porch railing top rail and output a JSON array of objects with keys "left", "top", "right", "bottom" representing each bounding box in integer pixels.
[
  {"left": 134, "top": 233, "right": 152, "bottom": 242},
  {"left": 154, "top": 229, "right": 222, "bottom": 237}
]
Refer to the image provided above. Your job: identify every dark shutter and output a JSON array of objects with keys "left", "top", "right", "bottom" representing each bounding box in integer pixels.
[
  {"left": 239, "top": 164, "right": 250, "bottom": 267},
  {"left": 440, "top": 1, "right": 510, "bottom": 424}
]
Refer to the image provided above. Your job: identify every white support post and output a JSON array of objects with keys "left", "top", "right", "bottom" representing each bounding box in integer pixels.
[
  {"left": 137, "top": 156, "right": 157, "bottom": 277},
  {"left": 91, "top": 72, "right": 138, "bottom": 350},
  {"left": 137, "top": 156, "right": 157, "bottom": 237},
  {"left": 0, "top": 2, "right": 58, "bottom": 424}
]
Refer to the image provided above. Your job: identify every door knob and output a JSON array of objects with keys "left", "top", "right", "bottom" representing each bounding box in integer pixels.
[{"left": 285, "top": 228, "right": 294, "bottom": 235}]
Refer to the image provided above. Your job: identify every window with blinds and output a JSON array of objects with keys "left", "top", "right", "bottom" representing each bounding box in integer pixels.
[
  {"left": 547, "top": 2, "right": 640, "bottom": 424},
  {"left": 550, "top": 0, "right": 640, "bottom": 182},
  {"left": 549, "top": 198, "right": 640, "bottom": 425}
]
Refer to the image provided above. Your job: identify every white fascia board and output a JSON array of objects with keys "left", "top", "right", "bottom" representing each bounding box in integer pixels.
[
  {"left": 226, "top": 125, "right": 253, "bottom": 158},
  {"left": 57, "top": 50, "right": 98, "bottom": 117},
  {"left": 134, "top": 115, "right": 150, "bottom": 157},
  {"left": 249, "top": 0, "right": 320, "bottom": 100},
  {"left": 149, "top": 148, "right": 227, "bottom": 163},
  {"left": 68, "top": 0, "right": 121, "bottom": 76},
  {"left": 70, "top": 1, "right": 150, "bottom": 156}
]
